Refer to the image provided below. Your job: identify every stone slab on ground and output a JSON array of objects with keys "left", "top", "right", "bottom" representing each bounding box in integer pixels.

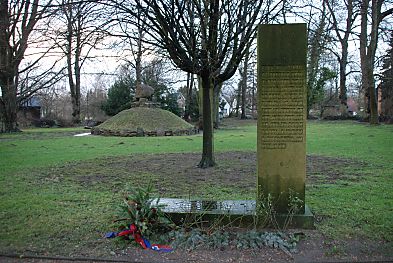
[{"left": 158, "top": 198, "right": 314, "bottom": 229}]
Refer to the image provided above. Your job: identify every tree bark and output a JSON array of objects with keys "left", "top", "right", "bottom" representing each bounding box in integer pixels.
[
  {"left": 198, "top": 72, "right": 215, "bottom": 168},
  {"left": 73, "top": 13, "right": 82, "bottom": 124},
  {"left": 65, "top": 1, "right": 81, "bottom": 124},
  {"left": 324, "top": 0, "right": 355, "bottom": 116},
  {"left": 338, "top": 0, "right": 352, "bottom": 114},
  {"left": 134, "top": 12, "right": 143, "bottom": 101},
  {"left": 360, "top": 0, "right": 381, "bottom": 125},
  {"left": 235, "top": 82, "right": 241, "bottom": 117},
  {"left": 241, "top": 81, "right": 247, "bottom": 119},
  {"left": 213, "top": 83, "right": 221, "bottom": 128},
  {"left": 184, "top": 72, "right": 194, "bottom": 121},
  {"left": 65, "top": 1, "right": 74, "bottom": 119},
  {"left": 251, "top": 73, "right": 256, "bottom": 117},
  {"left": 0, "top": 0, "right": 44, "bottom": 132},
  {"left": 1, "top": 78, "right": 19, "bottom": 132},
  {"left": 197, "top": 76, "right": 203, "bottom": 129},
  {"left": 338, "top": 47, "right": 348, "bottom": 113},
  {"left": 240, "top": 47, "right": 250, "bottom": 119},
  {"left": 307, "top": 1, "right": 328, "bottom": 117}
]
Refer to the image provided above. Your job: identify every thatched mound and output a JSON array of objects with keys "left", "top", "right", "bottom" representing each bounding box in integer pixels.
[{"left": 91, "top": 107, "right": 198, "bottom": 137}]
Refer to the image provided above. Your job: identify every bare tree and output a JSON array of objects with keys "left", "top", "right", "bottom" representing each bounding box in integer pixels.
[
  {"left": 360, "top": 0, "right": 393, "bottom": 124},
  {"left": 51, "top": 0, "right": 107, "bottom": 124},
  {"left": 182, "top": 0, "right": 196, "bottom": 123},
  {"left": 324, "top": 0, "right": 359, "bottom": 115},
  {"left": 82, "top": 75, "right": 108, "bottom": 122},
  {"left": 306, "top": 1, "right": 331, "bottom": 115},
  {"left": 239, "top": 46, "right": 250, "bottom": 119},
  {"left": 235, "top": 79, "right": 241, "bottom": 117},
  {"left": 183, "top": 72, "right": 195, "bottom": 121},
  {"left": 379, "top": 31, "right": 392, "bottom": 122},
  {"left": 0, "top": 0, "right": 55, "bottom": 132},
  {"left": 109, "top": 0, "right": 151, "bottom": 100},
  {"left": 109, "top": 0, "right": 283, "bottom": 167}
]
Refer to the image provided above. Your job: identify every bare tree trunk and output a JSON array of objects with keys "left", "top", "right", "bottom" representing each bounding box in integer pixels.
[
  {"left": 1, "top": 78, "right": 19, "bottom": 132},
  {"left": 0, "top": 1, "right": 18, "bottom": 132},
  {"left": 135, "top": 16, "right": 143, "bottom": 99},
  {"left": 184, "top": 72, "right": 194, "bottom": 121},
  {"left": 67, "top": 62, "right": 81, "bottom": 124},
  {"left": 197, "top": 76, "right": 203, "bottom": 129},
  {"left": 184, "top": 0, "right": 195, "bottom": 122},
  {"left": 359, "top": 0, "right": 383, "bottom": 125},
  {"left": 65, "top": 2, "right": 80, "bottom": 124},
  {"left": 307, "top": 1, "right": 328, "bottom": 117},
  {"left": 132, "top": 0, "right": 147, "bottom": 103},
  {"left": 338, "top": 47, "right": 348, "bottom": 113},
  {"left": 0, "top": 0, "right": 47, "bottom": 132},
  {"left": 198, "top": 72, "right": 215, "bottom": 168},
  {"left": 213, "top": 83, "right": 221, "bottom": 128},
  {"left": 241, "top": 83, "right": 246, "bottom": 119},
  {"left": 74, "top": 15, "right": 82, "bottom": 124},
  {"left": 235, "top": 82, "right": 241, "bottom": 117},
  {"left": 240, "top": 47, "right": 250, "bottom": 119},
  {"left": 325, "top": 0, "right": 355, "bottom": 116},
  {"left": 337, "top": 0, "right": 352, "bottom": 114}
]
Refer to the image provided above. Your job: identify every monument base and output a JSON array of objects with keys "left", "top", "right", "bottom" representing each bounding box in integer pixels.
[
  {"left": 158, "top": 198, "right": 314, "bottom": 229},
  {"left": 131, "top": 98, "right": 161, "bottom": 108}
]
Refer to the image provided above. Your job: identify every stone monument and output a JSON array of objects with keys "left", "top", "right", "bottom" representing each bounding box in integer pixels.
[
  {"left": 131, "top": 83, "right": 159, "bottom": 108},
  {"left": 257, "top": 24, "right": 307, "bottom": 214},
  {"left": 156, "top": 24, "right": 313, "bottom": 228},
  {"left": 135, "top": 83, "right": 154, "bottom": 100}
]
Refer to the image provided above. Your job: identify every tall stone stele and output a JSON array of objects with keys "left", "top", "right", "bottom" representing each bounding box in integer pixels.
[{"left": 257, "top": 24, "right": 307, "bottom": 214}]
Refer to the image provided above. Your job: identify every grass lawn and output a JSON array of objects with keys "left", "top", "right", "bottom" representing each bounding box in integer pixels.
[{"left": 0, "top": 119, "right": 392, "bottom": 257}]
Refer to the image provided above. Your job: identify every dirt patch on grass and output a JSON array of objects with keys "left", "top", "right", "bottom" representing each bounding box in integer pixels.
[
  {"left": 34, "top": 152, "right": 369, "bottom": 198},
  {"left": 306, "top": 155, "right": 369, "bottom": 184},
  {"left": 0, "top": 130, "right": 87, "bottom": 141}
]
